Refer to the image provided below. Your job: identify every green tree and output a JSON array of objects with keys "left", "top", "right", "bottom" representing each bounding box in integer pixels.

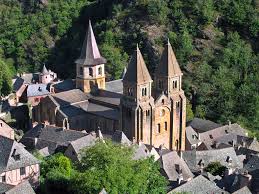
[
  {"left": 205, "top": 162, "right": 226, "bottom": 176},
  {"left": 0, "top": 59, "right": 13, "bottom": 96},
  {"left": 71, "top": 141, "right": 167, "bottom": 194}
]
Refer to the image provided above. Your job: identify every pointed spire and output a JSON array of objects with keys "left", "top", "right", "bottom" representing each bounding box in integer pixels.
[
  {"left": 123, "top": 45, "right": 152, "bottom": 84},
  {"left": 75, "top": 20, "right": 106, "bottom": 65},
  {"left": 41, "top": 64, "right": 48, "bottom": 74},
  {"left": 156, "top": 40, "right": 182, "bottom": 77}
]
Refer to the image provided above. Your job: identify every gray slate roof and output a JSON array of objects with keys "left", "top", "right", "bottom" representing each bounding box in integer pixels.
[
  {"left": 21, "top": 125, "right": 88, "bottom": 154},
  {"left": 169, "top": 175, "right": 227, "bottom": 194},
  {"left": 105, "top": 79, "right": 123, "bottom": 94},
  {"left": 189, "top": 118, "right": 222, "bottom": 133},
  {"left": 75, "top": 20, "right": 106, "bottom": 65},
  {"left": 5, "top": 181, "right": 36, "bottom": 194},
  {"left": 12, "top": 77, "right": 25, "bottom": 92},
  {"left": 133, "top": 143, "right": 150, "bottom": 160},
  {"left": 182, "top": 147, "right": 242, "bottom": 172},
  {"left": 0, "top": 183, "right": 13, "bottom": 194},
  {"left": 0, "top": 135, "right": 39, "bottom": 174},
  {"left": 112, "top": 130, "right": 132, "bottom": 145},
  {"left": 20, "top": 73, "right": 39, "bottom": 84},
  {"left": 53, "top": 79, "right": 76, "bottom": 92},
  {"left": 27, "top": 83, "right": 51, "bottom": 97},
  {"left": 161, "top": 151, "right": 194, "bottom": 182},
  {"left": 70, "top": 134, "right": 96, "bottom": 154},
  {"left": 232, "top": 186, "right": 252, "bottom": 194},
  {"left": 186, "top": 126, "right": 201, "bottom": 145}
]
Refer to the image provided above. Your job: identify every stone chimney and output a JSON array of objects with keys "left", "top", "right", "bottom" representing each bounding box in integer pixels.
[{"left": 177, "top": 173, "right": 184, "bottom": 185}]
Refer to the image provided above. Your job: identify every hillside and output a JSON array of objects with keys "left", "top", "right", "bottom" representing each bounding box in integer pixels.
[{"left": 0, "top": 0, "right": 258, "bottom": 134}]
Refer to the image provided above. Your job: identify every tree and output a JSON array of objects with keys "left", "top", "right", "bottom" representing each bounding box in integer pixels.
[
  {"left": 71, "top": 141, "right": 168, "bottom": 194},
  {"left": 0, "top": 59, "right": 13, "bottom": 96},
  {"left": 205, "top": 162, "right": 226, "bottom": 176}
]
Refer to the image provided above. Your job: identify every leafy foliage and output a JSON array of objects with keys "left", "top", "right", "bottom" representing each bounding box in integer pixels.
[
  {"left": 39, "top": 142, "right": 167, "bottom": 194},
  {"left": 205, "top": 161, "right": 227, "bottom": 176}
]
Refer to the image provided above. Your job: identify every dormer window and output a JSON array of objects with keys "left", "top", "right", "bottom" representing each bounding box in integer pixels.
[
  {"left": 14, "top": 154, "right": 20, "bottom": 161},
  {"left": 209, "top": 134, "right": 213, "bottom": 139},
  {"left": 1, "top": 175, "right": 6, "bottom": 183},
  {"left": 225, "top": 130, "right": 228, "bottom": 134}
]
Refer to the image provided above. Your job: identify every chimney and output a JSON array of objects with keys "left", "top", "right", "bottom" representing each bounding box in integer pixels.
[{"left": 177, "top": 173, "right": 184, "bottom": 185}]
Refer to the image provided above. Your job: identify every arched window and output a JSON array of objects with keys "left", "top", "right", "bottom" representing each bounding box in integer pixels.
[
  {"left": 89, "top": 68, "right": 93, "bottom": 77},
  {"left": 142, "top": 88, "right": 147, "bottom": 96},
  {"left": 175, "top": 80, "right": 177, "bottom": 89},
  {"left": 98, "top": 67, "right": 102, "bottom": 75},
  {"left": 157, "top": 124, "right": 161, "bottom": 133},
  {"left": 172, "top": 81, "right": 175, "bottom": 89},
  {"left": 80, "top": 67, "right": 83, "bottom": 75}
]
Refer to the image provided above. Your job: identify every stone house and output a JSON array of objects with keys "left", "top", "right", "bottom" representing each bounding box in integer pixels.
[
  {"left": 0, "top": 136, "right": 40, "bottom": 186},
  {"left": 0, "top": 119, "right": 14, "bottom": 140}
]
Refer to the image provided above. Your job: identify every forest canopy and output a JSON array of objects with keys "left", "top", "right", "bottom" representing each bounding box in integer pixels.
[{"left": 0, "top": 0, "right": 258, "bottom": 134}]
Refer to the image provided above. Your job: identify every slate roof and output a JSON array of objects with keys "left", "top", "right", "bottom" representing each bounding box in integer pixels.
[
  {"left": 156, "top": 40, "right": 182, "bottom": 77},
  {"left": 70, "top": 134, "right": 96, "bottom": 155},
  {"left": 20, "top": 73, "right": 39, "bottom": 84},
  {"left": 161, "top": 151, "right": 194, "bottom": 182},
  {"left": 232, "top": 186, "right": 252, "bottom": 194},
  {"left": 27, "top": 83, "right": 51, "bottom": 97},
  {"left": 112, "top": 130, "right": 132, "bottom": 145},
  {"left": 105, "top": 79, "right": 123, "bottom": 94},
  {"left": 21, "top": 125, "right": 88, "bottom": 154},
  {"left": 90, "top": 91, "right": 122, "bottom": 107},
  {"left": 0, "top": 183, "right": 13, "bottom": 194},
  {"left": 133, "top": 143, "right": 150, "bottom": 160},
  {"left": 0, "top": 135, "right": 40, "bottom": 174},
  {"left": 87, "top": 102, "right": 119, "bottom": 120},
  {"left": 189, "top": 118, "right": 222, "bottom": 133},
  {"left": 169, "top": 175, "right": 227, "bottom": 194},
  {"left": 51, "top": 89, "right": 90, "bottom": 107},
  {"left": 12, "top": 77, "right": 25, "bottom": 92},
  {"left": 53, "top": 79, "right": 76, "bottom": 92},
  {"left": 185, "top": 126, "right": 201, "bottom": 145},
  {"left": 75, "top": 20, "right": 106, "bottom": 65},
  {"left": 5, "top": 181, "right": 36, "bottom": 194},
  {"left": 199, "top": 124, "right": 247, "bottom": 149},
  {"left": 41, "top": 65, "right": 49, "bottom": 75},
  {"left": 123, "top": 46, "right": 152, "bottom": 84},
  {"left": 182, "top": 147, "right": 242, "bottom": 172}
]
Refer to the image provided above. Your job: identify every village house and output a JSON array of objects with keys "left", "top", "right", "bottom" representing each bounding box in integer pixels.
[
  {"left": 0, "top": 136, "right": 40, "bottom": 186},
  {"left": 0, "top": 120, "right": 14, "bottom": 140}
]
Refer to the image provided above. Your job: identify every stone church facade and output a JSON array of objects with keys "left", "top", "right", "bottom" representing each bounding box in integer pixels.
[{"left": 33, "top": 20, "right": 186, "bottom": 151}]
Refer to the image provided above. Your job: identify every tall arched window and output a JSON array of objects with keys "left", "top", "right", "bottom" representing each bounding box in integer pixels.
[
  {"left": 80, "top": 67, "right": 83, "bottom": 75},
  {"left": 98, "top": 67, "right": 102, "bottom": 75},
  {"left": 89, "top": 68, "right": 93, "bottom": 77}
]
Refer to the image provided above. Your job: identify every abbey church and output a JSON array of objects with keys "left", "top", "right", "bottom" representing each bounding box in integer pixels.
[{"left": 33, "top": 21, "right": 186, "bottom": 151}]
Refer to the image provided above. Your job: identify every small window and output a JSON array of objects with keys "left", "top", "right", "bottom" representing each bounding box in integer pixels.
[
  {"left": 157, "top": 124, "right": 161, "bottom": 133},
  {"left": 1, "top": 175, "right": 6, "bottom": 183},
  {"left": 80, "top": 67, "right": 83, "bottom": 75},
  {"left": 128, "top": 88, "right": 133, "bottom": 96},
  {"left": 162, "top": 99, "right": 165, "bottom": 104},
  {"left": 146, "top": 110, "right": 150, "bottom": 116},
  {"left": 165, "top": 122, "right": 167, "bottom": 131},
  {"left": 98, "top": 67, "right": 102, "bottom": 75},
  {"left": 89, "top": 68, "right": 93, "bottom": 77},
  {"left": 14, "top": 154, "right": 20, "bottom": 161},
  {"left": 35, "top": 98, "right": 39, "bottom": 103},
  {"left": 225, "top": 130, "right": 228, "bottom": 134},
  {"left": 173, "top": 81, "right": 175, "bottom": 89},
  {"left": 20, "top": 167, "right": 26, "bottom": 176},
  {"left": 0, "top": 123, "right": 2, "bottom": 127},
  {"left": 175, "top": 80, "right": 177, "bottom": 88},
  {"left": 209, "top": 134, "right": 213, "bottom": 139},
  {"left": 142, "top": 88, "right": 147, "bottom": 96}
]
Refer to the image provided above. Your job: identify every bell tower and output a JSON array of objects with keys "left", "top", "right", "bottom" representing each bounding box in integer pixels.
[
  {"left": 155, "top": 40, "right": 186, "bottom": 151},
  {"left": 75, "top": 20, "right": 106, "bottom": 93},
  {"left": 120, "top": 45, "right": 154, "bottom": 144}
]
